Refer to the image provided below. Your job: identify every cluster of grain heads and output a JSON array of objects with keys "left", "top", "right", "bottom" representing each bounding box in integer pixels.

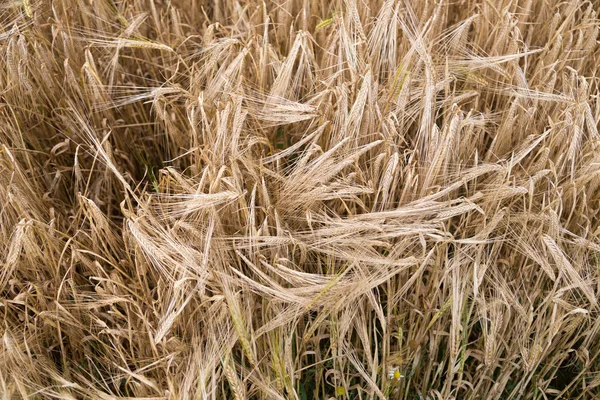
[{"left": 1, "top": 0, "right": 600, "bottom": 399}]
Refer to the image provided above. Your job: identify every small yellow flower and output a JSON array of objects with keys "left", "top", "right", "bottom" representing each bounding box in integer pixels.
[{"left": 336, "top": 386, "right": 345, "bottom": 396}]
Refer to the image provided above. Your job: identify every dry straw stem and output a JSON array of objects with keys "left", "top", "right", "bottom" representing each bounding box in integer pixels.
[{"left": 1, "top": 0, "right": 600, "bottom": 399}]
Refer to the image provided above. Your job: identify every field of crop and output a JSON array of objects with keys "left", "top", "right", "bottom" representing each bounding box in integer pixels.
[{"left": 1, "top": 0, "right": 600, "bottom": 398}]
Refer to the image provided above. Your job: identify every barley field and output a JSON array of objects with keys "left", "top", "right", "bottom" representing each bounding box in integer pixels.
[{"left": 1, "top": 0, "right": 600, "bottom": 399}]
